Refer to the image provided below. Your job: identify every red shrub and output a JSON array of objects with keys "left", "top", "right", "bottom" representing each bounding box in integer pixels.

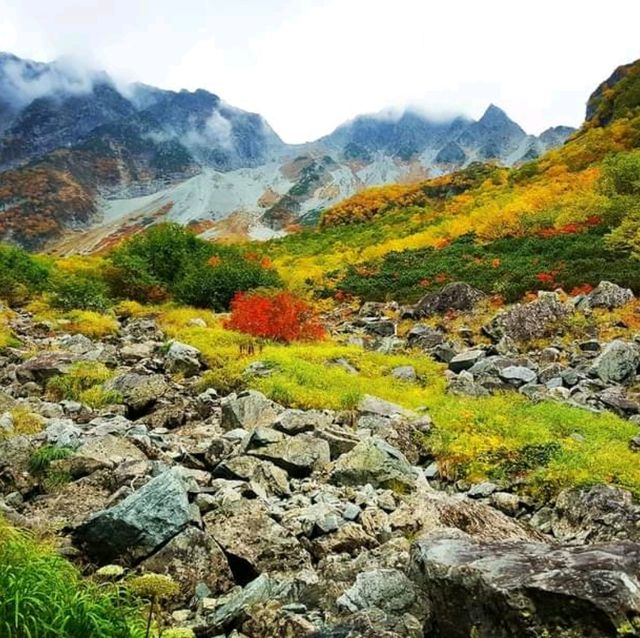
[{"left": 225, "top": 292, "right": 326, "bottom": 342}]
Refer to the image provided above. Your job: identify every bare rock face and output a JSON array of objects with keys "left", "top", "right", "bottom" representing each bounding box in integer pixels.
[
  {"left": 552, "top": 485, "right": 640, "bottom": 543},
  {"left": 415, "top": 282, "right": 486, "bottom": 318},
  {"left": 410, "top": 532, "right": 640, "bottom": 638}
]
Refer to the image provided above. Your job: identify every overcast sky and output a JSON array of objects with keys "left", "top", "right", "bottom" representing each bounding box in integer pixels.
[{"left": 1, "top": 0, "right": 639, "bottom": 143}]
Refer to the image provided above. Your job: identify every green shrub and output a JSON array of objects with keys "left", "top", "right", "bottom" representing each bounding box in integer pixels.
[
  {"left": 0, "top": 243, "right": 50, "bottom": 305},
  {"left": 51, "top": 274, "right": 111, "bottom": 311},
  {"left": 0, "top": 518, "right": 144, "bottom": 638},
  {"left": 336, "top": 227, "right": 640, "bottom": 303},
  {"left": 173, "top": 259, "right": 281, "bottom": 311}
]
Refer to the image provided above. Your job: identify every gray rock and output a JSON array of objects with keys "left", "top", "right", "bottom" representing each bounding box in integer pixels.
[
  {"left": 165, "top": 341, "right": 202, "bottom": 377},
  {"left": 410, "top": 532, "right": 640, "bottom": 637},
  {"left": 391, "top": 366, "right": 417, "bottom": 382},
  {"left": 74, "top": 468, "right": 192, "bottom": 563},
  {"left": 416, "top": 282, "right": 485, "bottom": 317},
  {"left": 498, "top": 365, "right": 537, "bottom": 386},
  {"left": 105, "top": 373, "right": 168, "bottom": 414},
  {"left": 220, "top": 390, "right": 284, "bottom": 431},
  {"left": 337, "top": 569, "right": 417, "bottom": 613},
  {"left": 552, "top": 485, "right": 640, "bottom": 543},
  {"left": 448, "top": 349, "right": 485, "bottom": 373},
  {"left": 591, "top": 340, "right": 640, "bottom": 384},
  {"left": 247, "top": 434, "right": 331, "bottom": 477},
  {"left": 582, "top": 281, "right": 634, "bottom": 310},
  {"left": 331, "top": 438, "right": 417, "bottom": 493},
  {"left": 467, "top": 482, "right": 497, "bottom": 499}
]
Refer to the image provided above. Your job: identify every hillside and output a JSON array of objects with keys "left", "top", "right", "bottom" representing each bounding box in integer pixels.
[
  {"left": 3, "top": 56, "right": 640, "bottom": 638},
  {"left": 265, "top": 59, "right": 640, "bottom": 296},
  {"left": 0, "top": 52, "right": 572, "bottom": 250}
]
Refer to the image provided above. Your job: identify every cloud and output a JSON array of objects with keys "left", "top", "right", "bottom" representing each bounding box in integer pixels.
[{"left": 1, "top": 54, "right": 102, "bottom": 107}]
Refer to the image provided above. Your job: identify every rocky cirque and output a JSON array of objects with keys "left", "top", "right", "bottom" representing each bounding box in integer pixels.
[{"left": 1, "top": 289, "right": 640, "bottom": 637}]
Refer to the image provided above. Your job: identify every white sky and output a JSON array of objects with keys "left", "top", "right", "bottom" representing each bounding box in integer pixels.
[{"left": 1, "top": 0, "right": 639, "bottom": 143}]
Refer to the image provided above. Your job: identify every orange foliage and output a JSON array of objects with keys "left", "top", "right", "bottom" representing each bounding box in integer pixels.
[{"left": 225, "top": 291, "right": 326, "bottom": 343}]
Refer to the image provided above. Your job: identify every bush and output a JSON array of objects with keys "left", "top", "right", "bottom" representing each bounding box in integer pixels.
[
  {"left": 51, "top": 274, "right": 111, "bottom": 311},
  {"left": 336, "top": 228, "right": 640, "bottom": 303},
  {"left": 174, "top": 258, "right": 282, "bottom": 310},
  {"left": 0, "top": 243, "right": 50, "bottom": 305},
  {"left": 109, "top": 223, "right": 281, "bottom": 309},
  {"left": 225, "top": 291, "right": 325, "bottom": 342},
  {"left": 0, "top": 518, "right": 143, "bottom": 638},
  {"left": 109, "top": 223, "right": 211, "bottom": 298}
]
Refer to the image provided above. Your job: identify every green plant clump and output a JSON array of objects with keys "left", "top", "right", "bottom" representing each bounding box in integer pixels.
[{"left": 0, "top": 518, "right": 144, "bottom": 638}]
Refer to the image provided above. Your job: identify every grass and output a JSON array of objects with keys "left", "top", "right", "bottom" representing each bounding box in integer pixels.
[
  {"left": 26, "top": 298, "right": 119, "bottom": 338},
  {"left": 47, "top": 361, "right": 121, "bottom": 408},
  {"left": 0, "top": 407, "right": 44, "bottom": 439},
  {"left": 157, "top": 304, "right": 640, "bottom": 498},
  {"left": 0, "top": 518, "right": 144, "bottom": 638},
  {"left": 425, "top": 393, "right": 640, "bottom": 500}
]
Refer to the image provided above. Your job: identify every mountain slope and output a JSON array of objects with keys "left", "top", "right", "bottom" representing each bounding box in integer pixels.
[
  {"left": 0, "top": 52, "right": 574, "bottom": 251},
  {"left": 264, "top": 58, "right": 640, "bottom": 293}
]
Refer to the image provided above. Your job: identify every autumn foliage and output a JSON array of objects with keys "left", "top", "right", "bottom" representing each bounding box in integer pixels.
[{"left": 225, "top": 292, "right": 326, "bottom": 343}]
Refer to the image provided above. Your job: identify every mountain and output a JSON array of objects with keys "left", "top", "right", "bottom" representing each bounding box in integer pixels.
[{"left": 0, "top": 52, "right": 574, "bottom": 251}]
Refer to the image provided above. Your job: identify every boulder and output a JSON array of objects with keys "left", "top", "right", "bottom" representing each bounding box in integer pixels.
[
  {"left": 16, "top": 352, "right": 76, "bottom": 384},
  {"left": 330, "top": 438, "right": 417, "bottom": 493},
  {"left": 74, "top": 468, "right": 192, "bottom": 563},
  {"left": 337, "top": 569, "right": 418, "bottom": 614},
  {"left": 416, "top": 282, "right": 485, "bottom": 317},
  {"left": 552, "top": 485, "right": 640, "bottom": 543},
  {"left": 105, "top": 373, "right": 169, "bottom": 414},
  {"left": 247, "top": 434, "right": 331, "bottom": 477},
  {"left": 204, "top": 501, "right": 311, "bottom": 575},
  {"left": 484, "top": 292, "right": 569, "bottom": 342},
  {"left": 448, "top": 349, "right": 485, "bottom": 373},
  {"left": 140, "top": 526, "right": 234, "bottom": 603},
  {"left": 221, "top": 390, "right": 284, "bottom": 431},
  {"left": 591, "top": 340, "right": 640, "bottom": 384},
  {"left": 410, "top": 532, "right": 640, "bottom": 638},
  {"left": 581, "top": 281, "right": 634, "bottom": 310},
  {"left": 165, "top": 341, "right": 202, "bottom": 377}
]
